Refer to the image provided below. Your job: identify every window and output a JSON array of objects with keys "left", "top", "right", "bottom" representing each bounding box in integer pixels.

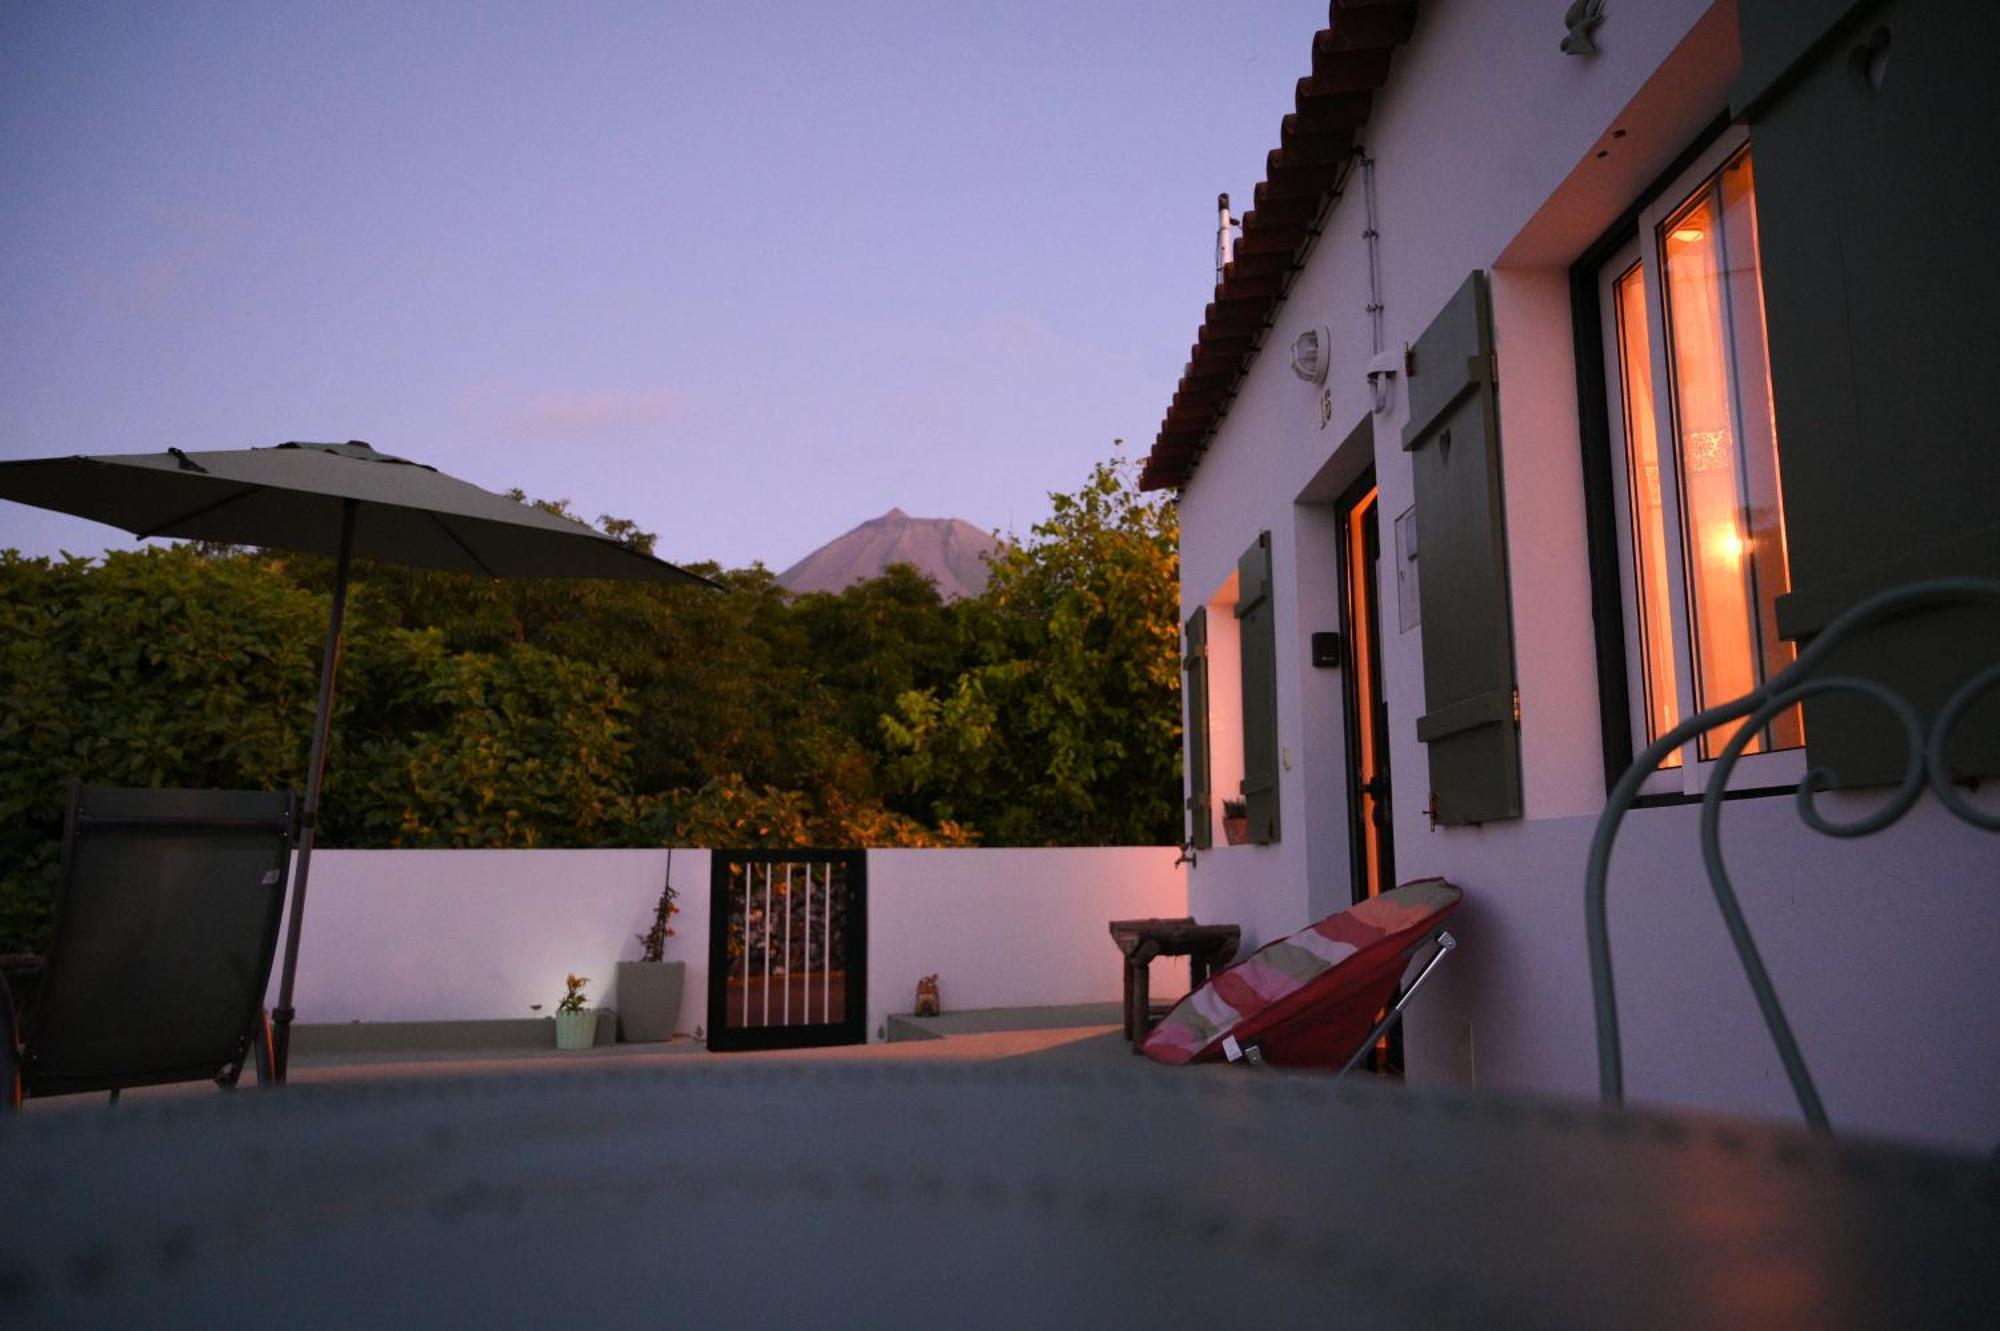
[{"left": 1597, "top": 131, "right": 1802, "bottom": 791}]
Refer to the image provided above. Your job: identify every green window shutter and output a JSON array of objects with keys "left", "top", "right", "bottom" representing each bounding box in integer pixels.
[
  {"left": 1401, "top": 270, "right": 1523, "bottom": 825},
  {"left": 1732, "top": 0, "right": 1870, "bottom": 115},
  {"left": 1741, "top": 0, "right": 2000, "bottom": 787},
  {"left": 1184, "top": 607, "right": 1213, "bottom": 850},
  {"left": 1236, "top": 532, "right": 1281, "bottom": 844}
]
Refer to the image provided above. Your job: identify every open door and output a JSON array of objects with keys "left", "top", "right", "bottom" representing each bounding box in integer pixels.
[
  {"left": 1339, "top": 471, "right": 1402, "bottom": 1076},
  {"left": 1339, "top": 471, "right": 1397, "bottom": 905}
]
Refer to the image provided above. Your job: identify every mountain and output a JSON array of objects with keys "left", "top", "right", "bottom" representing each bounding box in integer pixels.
[{"left": 777, "top": 508, "right": 1004, "bottom": 601}]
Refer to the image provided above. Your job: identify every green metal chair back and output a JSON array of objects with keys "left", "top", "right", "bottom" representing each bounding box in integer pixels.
[{"left": 1585, "top": 577, "right": 2000, "bottom": 1133}]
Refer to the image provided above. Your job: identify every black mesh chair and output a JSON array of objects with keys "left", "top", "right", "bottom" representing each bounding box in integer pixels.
[{"left": 2, "top": 785, "right": 298, "bottom": 1110}]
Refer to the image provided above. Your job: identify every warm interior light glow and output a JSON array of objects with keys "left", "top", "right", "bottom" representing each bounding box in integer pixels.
[
  {"left": 1702, "top": 523, "right": 1747, "bottom": 568},
  {"left": 1659, "top": 150, "right": 1800, "bottom": 757},
  {"left": 1613, "top": 263, "right": 1682, "bottom": 768},
  {"left": 1347, "top": 488, "right": 1386, "bottom": 892}
]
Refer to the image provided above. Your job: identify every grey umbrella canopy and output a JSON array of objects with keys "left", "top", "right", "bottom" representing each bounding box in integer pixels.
[
  {"left": 0, "top": 440, "right": 718, "bottom": 1078},
  {"left": 0, "top": 439, "right": 717, "bottom": 582}
]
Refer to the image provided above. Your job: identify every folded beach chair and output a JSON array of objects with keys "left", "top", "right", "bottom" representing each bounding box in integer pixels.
[
  {"left": 2, "top": 785, "right": 297, "bottom": 1110},
  {"left": 1140, "top": 878, "right": 1461, "bottom": 1070}
]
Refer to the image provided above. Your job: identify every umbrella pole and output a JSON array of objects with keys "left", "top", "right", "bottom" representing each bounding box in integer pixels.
[{"left": 271, "top": 498, "right": 357, "bottom": 1083}]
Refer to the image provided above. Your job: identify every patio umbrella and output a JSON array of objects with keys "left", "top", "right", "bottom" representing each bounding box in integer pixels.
[{"left": 0, "top": 440, "right": 718, "bottom": 1077}]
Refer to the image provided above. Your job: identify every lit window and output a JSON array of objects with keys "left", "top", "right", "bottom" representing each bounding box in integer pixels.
[{"left": 1599, "top": 134, "right": 1801, "bottom": 785}]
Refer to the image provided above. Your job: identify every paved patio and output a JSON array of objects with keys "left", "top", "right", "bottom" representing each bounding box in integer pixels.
[
  {"left": 12, "top": 1003, "right": 1246, "bottom": 1112},
  {"left": 288, "top": 1021, "right": 1163, "bottom": 1083}
]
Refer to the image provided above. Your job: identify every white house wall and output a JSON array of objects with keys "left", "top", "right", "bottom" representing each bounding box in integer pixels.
[
  {"left": 1403, "top": 796, "right": 2000, "bottom": 1155},
  {"left": 1173, "top": 0, "right": 1999, "bottom": 1152}
]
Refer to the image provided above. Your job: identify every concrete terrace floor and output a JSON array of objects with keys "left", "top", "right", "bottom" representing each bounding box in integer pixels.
[
  {"left": 292, "top": 1023, "right": 1154, "bottom": 1083},
  {"left": 14, "top": 1002, "right": 1248, "bottom": 1112}
]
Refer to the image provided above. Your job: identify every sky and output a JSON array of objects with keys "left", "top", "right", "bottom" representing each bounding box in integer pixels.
[{"left": 1, "top": 1, "right": 1327, "bottom": 572}]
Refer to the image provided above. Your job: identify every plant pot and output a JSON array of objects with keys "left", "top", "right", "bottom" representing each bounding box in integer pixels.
[
  {"left": 1222, "top": 815, "right": 1251, "bottom": 846},
  {"left": 554, "top": 1008, "right": 597, "bottom": 1051},
  {"left": 615, "top": 960, "right": 686, "bottom": 1043}
]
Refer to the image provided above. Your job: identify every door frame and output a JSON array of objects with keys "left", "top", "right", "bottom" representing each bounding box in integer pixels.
[{"left": 1336, "top": 468, "right": 1396, "bottom": 906}]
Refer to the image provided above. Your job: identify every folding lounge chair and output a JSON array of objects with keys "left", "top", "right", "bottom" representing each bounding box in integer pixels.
[
  {"left": 2, "top": 785, "right": 298, "bottom": 1110},
  {"left": 1140, "top": 878, "right": 1461, "bottom": 1070}
]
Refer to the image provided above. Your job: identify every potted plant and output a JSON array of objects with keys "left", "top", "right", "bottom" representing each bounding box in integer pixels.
[
  {"left": 1222, "top": 799, "right": 1251, "bottom": 846},
  {"left": 615, "top": 851, "right": 686, "bottom": 1043},
  {"left": 554, "top": 974, "right": 597, "bottom": 1050}
]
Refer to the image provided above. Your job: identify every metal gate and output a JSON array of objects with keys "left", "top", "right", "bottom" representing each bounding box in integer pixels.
[{"left": 706, "top": 849, "right": 866, "bottom": 1052}]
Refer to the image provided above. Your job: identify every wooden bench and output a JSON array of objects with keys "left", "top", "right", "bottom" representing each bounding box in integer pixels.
[{"left": 1108, "top": 917, "right": 1240, "bottom": 1051}]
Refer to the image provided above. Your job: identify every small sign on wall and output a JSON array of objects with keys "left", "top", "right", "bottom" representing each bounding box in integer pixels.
[{"left": 1396, "top": 504, "right": 1420, "bottom": 632}]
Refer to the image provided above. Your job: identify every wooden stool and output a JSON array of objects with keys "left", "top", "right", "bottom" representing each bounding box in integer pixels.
[{"left": 1108, "top": 918, "right": 1241, "bottom": 1052}]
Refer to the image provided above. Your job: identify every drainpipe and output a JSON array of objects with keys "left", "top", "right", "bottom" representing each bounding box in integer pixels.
[
  {"left": 1358, "top": 150, "right": 1400, "bottom": 416},
  {"left": 1360, "top": 152, "right": 1383, "bottom": 358}
]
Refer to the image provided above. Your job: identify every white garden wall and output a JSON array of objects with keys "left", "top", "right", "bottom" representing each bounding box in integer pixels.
[{"left": 276, "top": 847, "right": 1188, "bottom": 1045}]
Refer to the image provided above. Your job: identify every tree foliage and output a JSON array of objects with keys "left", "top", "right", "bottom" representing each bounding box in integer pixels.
[
  {"left": 881, "top": 456, "right": 1181, "bottom": 844},
  {"left": 0, "top": 455, "right": 1178, "bottom": 952}
]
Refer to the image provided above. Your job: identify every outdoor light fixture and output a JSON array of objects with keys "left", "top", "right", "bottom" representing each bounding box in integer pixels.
[
  {"left": 1367, "top": 347, "right": 1405, "bottom": 416},
  {"left": 1290, "top": 326, "right": 1331, "bottom": 384}
]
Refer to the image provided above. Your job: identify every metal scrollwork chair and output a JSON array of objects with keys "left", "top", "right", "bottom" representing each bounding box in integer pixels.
[{"left": 1586, "top": 577, "right": 2000, "bottom": 1134}]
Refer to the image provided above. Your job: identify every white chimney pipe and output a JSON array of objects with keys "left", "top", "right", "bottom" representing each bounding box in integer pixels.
[{"left": 1216, "top": 192, "right": 1236, "bottom": 284}]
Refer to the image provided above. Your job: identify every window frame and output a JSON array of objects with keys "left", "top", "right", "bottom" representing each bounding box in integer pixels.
[
  {"left": 1573, "top": 118, "right": 1803, "bottom": 803},
  {"left": 1597, "top": 239, "right": 1685, "bottom": 799}
]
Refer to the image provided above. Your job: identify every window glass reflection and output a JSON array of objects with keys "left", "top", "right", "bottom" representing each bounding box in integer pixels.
[{"left": 1658, "top": 150, "right": 1800, "bottom": 757}]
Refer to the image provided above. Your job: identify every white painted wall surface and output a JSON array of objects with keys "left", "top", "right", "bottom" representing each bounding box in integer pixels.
[
  {"left": 275, "top": 849, "right": 700, "bottom": 1026},
  {"left": 1166, "top": 0, "right": 2000, "bottom": 1152},
  {"left": 864, "top": 847, "right": 1190, "bottom": 1042},
  {"left": 1400, "top": 797, "right": 2000, "bottom": 1156},
  {"left": 276, "top": 847, "right": 1186, "bottom": 1045}
]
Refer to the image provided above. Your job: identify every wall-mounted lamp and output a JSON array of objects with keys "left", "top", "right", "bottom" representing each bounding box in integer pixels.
[
  {"left": 1289, "top": 326, "right": 1331, "bottom": 385},
  {"left": 1366, "top": 347, "right": 1404, "bottom": 416},
  {"left": 1561, "top": 0, "right": 1605, "bottom": 55}
]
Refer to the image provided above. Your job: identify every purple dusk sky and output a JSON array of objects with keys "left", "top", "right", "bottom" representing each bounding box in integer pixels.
[{"left": 2, "top": 1, "right": 1325, "bottom": 572}]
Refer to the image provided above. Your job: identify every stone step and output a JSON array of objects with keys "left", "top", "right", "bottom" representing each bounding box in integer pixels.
[
  {"left": 292, "top": 1011, "right": 618, "bottom": 1057},
  {"left": 884, "top": 1002, "right": 1128, "bottom": 1043}
]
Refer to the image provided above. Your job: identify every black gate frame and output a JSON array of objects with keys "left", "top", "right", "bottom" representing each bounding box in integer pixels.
[{"left": 706, "top": 848, "right": 867, "bottom": 1052}]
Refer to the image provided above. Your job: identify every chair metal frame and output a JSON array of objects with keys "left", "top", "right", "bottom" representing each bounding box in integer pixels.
[
  {"left": 1586, "top": 577, "right": 2000, "bottom": 1132},
  {"left": 1221, "top": 925, "right": 1459, "bottom": 1074}
]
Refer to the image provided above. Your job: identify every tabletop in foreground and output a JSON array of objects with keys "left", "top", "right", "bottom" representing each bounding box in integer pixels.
[{"left": 2, "top": 1062, "right": 1995, "bottom": 1328}]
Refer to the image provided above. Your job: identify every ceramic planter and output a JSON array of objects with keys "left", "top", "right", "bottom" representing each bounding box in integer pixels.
[
  {"left": 615, "top": 960, "right": 685, "bottom": 1043},
  {"left": 554, "top": 1008, "right": 597, "bottom": 1051}
]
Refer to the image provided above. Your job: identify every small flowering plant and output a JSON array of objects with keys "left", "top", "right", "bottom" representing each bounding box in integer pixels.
[
  {"left": 637, "top": 853, "right": 682, "bottom": 963},
  {"left": 557, "top": 973, "right": 590, "bottom": 1015}
]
